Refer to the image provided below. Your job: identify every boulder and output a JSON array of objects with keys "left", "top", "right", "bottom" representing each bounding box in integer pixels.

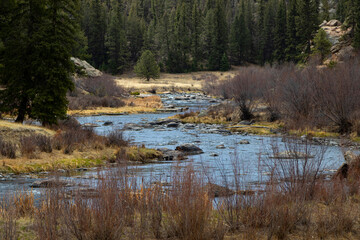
[
  {"left": 238, "top": 140, "right": 250, "bottom": 144},
  {"left": 344, "top": 151, "right": 356, "bottom": 164},
  {"left": 158, "top": 148, "right": 186, "bottom": 161},
  {"left": 216, "top": 144, "right": 226, "bottom": 149},
  {"left": 327, "top": 19, "right": 341, "bottom": 27},
  {"left": 30, "top": 179, "right": 70, "bottom": 188},
  {"left": 175, "top": 144, "right": 204, "bottom": 155},
  {"left": 103, "top": 121, "right": 113, "bottom": 126},
  {"left": 167, "top": 122, "right": 180, "bottom": 128},
  {"left": 71, "top": 57, "right": 102, "bottom": 77},
  {"left": 206, "top": 183, "right": 235, "bottom": 198}
]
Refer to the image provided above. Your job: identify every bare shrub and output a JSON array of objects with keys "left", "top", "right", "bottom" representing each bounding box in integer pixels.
[
  {"left": 277, "top": 67, "right": 318, "bottom": 129},
  {"left": 313, "top": 59, "right": 360, "bottom": 134},
  {"left": 76, "top": 74, "right": 126, "bottom": 97},
  {"left": 68, "top": 95, "right": 125, "bottom": 110},
  {"left": 0, "top": 137, "right": 16, "bottom": 159},
  {"left": 266, "top": 137, "right": 326, "bottom": 199},
  {"left": 34, "top": 188, "right": 63, "bottom": 240},
  {"left": 106, "top": 130, "right": 129, "bottom": 147},
  {"left": 20, "top": 135, "right": 37, "bottom": 158},
  {"left": 163, "top": 166, "right": 225, "bottom": 240},
  {"left": 52, "top": 127, "right": 106, "bottom": 154},
  {"left": 0, "top": 200, "right": 18, "bottom": 240},
  {"left": 35, "top": 135, "right": 52, "bottom": 153}
]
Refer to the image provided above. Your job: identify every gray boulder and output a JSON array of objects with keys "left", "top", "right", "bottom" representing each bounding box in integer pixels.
[{"left": 175, "top": 144, "right": 204, "bottom": 155}]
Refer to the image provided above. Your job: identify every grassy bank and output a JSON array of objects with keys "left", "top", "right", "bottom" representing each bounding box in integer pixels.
[
  {"left": 115, "top": 68, "right": 240, "bottom": 92},
  {"left": 68, "top": 95, "right": 163, "bottom": 116},
  {"left": 0, "top": 120, "right": 163, "bottom": 174}
]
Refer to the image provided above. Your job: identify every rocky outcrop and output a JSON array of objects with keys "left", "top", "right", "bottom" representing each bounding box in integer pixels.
[
  {"left": 320, "top": 19, "right": 356, "bottom": 63},
  {"left": 71, "top": 57, "right": 102, "bottom": 77}
]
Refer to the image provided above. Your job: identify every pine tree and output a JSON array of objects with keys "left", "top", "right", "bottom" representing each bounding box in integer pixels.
[
  {"left": 30, "top": 0, "right": 78, "bottom": 125},
  {"left": 312, "top": 28, "right": 332, "bottom": 61},
  {"left": 191, "top": 2, "right": 202, "bottom": 70},
  {"left": 220, "top": 52, "right": 230, "bottom": 71},
  {"left": 127, "top": 5, "right": 145, "bottom": 64},
  {"left": 297, "top": 0, "right": 320, "bottom": 57},
  {"left": 207, "top": 0, "right": 228, "bottom": 70},
  {"left": 286, "top": 0, "right": 300, "bottom": 62},
  {"left": 1, "top": 0, "right": 46, "bottom": 123},
  {"left": 229, "top": 1, "right": 250, "bottom": 65},
  {"left": 320, "top": 0, "right": 330, "bottom": 21},
  {"left": 88, "top": 0, "right": 107, "bottom": 68},
  {"left": 274, "top": 0, "right": 287, "bottom": 63},
  {"left": 134, "top": 50, "right": 160, "bottom": 81},
  {"left": 353, "top": 0, "right": 360, "bottom": 48},
  {"left": 106, "top": 2, "right": 129, "bottom": 74},
  {"left": 262, "top": 0, "right": 276, "bottom": 64},
  {"left": 1, "top": 0, "right": 78, "bottom": 124}
]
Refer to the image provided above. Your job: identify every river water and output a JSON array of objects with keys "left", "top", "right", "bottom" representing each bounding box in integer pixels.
[{"left": 0, "top": 93, "right": 346, "bottom": 196}]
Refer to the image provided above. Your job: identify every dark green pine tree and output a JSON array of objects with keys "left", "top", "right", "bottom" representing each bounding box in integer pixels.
[
  {"left": 312, "top": 28, "right": 332, "bottom": 61},
  {"left": 191, "top": 1, "right": 202, "bottom": 71},
  {"left": 354, "top": 0, "right": 360, "bottom": 48},
  {"left": 127, "top": 4, "right": 145, "bottom": 64},
  {"left": 30, "top": 0, "right": 78, "bottom": 125},
  {"left": 256, "top": 0, "right": 266, "bottom": 64},
  {"left": 261, "top": 0, "right": 276, "bottom": 64},
  {"left": 207, "top": 0, "right": 228, "bottom": 70},
  {"left": 1, "top": 0, "right": 45, "bottom": 123},
  {"left": 320, "top": 0, "right": 330, "bottom": 21},
  {"left": 297, "top": 0, "right": 320, "bottom": 58},
  {"left": 106, "top": 2, "right": 129, "bottom": 74},
  {"left": 229, "top": 1, "right": 250, "bottom": 65},
  {"left": 219, "top": 52, "right": 230, "bottom": 71},
  {"left": 134, "top": 50, "right": 160, "bottom": 81},
  {"left": 336, "top": 0, "right": 347, "bottom": 23},
  {"left": 286, "top": 0, "right": 300, "bottom": 62},
  {"left": 166, "top": 3, "right": 191, "bottom": 73},
  {"left": 88, "top": 0, "right": 107, "bottom": 69},
  {"left": 274, "top": 0, "right": 287, "bottom": 64},
  {"left": 1, "top": 0, "right": 78, "bottom": 124}
]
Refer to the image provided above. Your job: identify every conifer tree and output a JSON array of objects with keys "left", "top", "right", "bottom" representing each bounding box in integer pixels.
[
  {"left": 30, "top": 0, "right": 78, "bottom": 125},
  {"left": 229, "top": 1, "right": 250, "bottom": 65},
  {"left": 191, "top": 2, "right": 202, "bottom": 70},
  {"left": 274, "top": 0, "right": 287, "bottom": 63},
  {"left": 286, "top": 0, "right": 300, "bottom": 62},
  {"left": 134, "top": 50, "right": 160, "bottom": 81},
  {"left": 297, "top": 0, "right": 320, "bottom": 57},
  {"left": 207, "top": 0, "right": 228, "bottom": 70},
  {"left": 106, "top": 2, "right": 129, "bottom": 74},
  {"left": 88, "top": 0, "right": 106, "bottom": 68},
  {"left": 1, "top": 0, "right": 78, "bottom": 124},
  {"left": 354, "top": 0, "right": 360, "bottom": 48},
  {"left": 312, "top": 28, "right": 332, "bottom": 61}
]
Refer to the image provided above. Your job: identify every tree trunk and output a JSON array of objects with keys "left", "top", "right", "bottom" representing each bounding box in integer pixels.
[{"left": 15, "top": 97, "right": 28, "bottom": 123}]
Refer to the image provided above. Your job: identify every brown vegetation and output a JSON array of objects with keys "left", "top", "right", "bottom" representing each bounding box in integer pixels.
[
  {"left": 204, "top": 55, "right": 360, "bottom": 136},
  {"left": 2, "top": 142, "right": 360, "bottom": 239}
]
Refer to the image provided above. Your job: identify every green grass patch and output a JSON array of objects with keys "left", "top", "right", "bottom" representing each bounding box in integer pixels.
[{"left": 123, "top": 146, "right": 163, "bottom": 163}]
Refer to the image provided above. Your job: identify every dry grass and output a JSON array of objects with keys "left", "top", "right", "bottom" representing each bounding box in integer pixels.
[
  {"left": 0, "top": 120, "right": 54, "bottom": 143},
  {"left": 68, "top": 95, "right": 163, "bottom": 116},
  {"left": 0, "top": 148, "right": 115, "bottom": 174},
  {"left": 115, "top": 68, "right": 240, "bottom": 92}
]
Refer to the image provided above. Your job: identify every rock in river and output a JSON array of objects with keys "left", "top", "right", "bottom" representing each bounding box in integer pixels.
[
  {"left": 167, "top": 122, "right": 180, "bottom": 128},
  {"left": 239, "top": 140, "right": 250, "bottom": 144},
  {"left": 175, "top": 144, "right": 204, "bottom": 155},
  {"left": 30, "top": 178, "right": 71, "bottom": 188},
  {"left": 216, "top": 144, "right": 226, "bottom": 149}
]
